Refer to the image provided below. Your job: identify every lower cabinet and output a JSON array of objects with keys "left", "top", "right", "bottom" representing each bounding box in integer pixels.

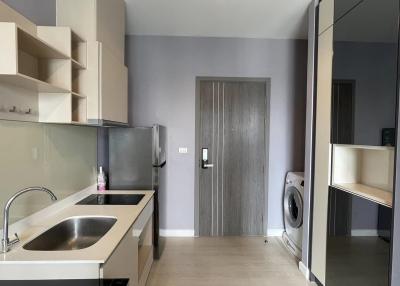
[
  {"left": 101, "top": 199, "right": 154, "bottom": 286},
  {"left": 326, "top": 188, "right": 391, "bottom": 286}
]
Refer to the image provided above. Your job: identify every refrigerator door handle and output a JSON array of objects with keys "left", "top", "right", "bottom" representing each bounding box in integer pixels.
[{"left": 153, "top": 161, "right": 166, "bottom": 168}]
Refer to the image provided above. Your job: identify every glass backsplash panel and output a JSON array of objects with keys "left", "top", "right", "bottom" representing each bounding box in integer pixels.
[{"left": 0, "top": 121, "right": 97, "bottom": 224}]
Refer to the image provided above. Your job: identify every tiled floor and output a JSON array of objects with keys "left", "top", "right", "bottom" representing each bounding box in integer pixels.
[{"left": 146, "top": 237, "right": 312, "bottom": 286}]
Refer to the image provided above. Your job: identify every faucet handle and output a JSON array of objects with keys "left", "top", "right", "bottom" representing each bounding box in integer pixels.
[{"left": 9, "top": 233, "right": 20, "bottom": 246}]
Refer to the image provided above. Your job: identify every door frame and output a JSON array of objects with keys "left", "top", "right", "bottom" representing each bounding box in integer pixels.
[{"left": 194, "top": 77, "right": 271, "bottom": 236}]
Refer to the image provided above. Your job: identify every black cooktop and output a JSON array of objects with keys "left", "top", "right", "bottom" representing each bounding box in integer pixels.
[{"left": 76, "top": 194, "right": 145, "bottom": 205}]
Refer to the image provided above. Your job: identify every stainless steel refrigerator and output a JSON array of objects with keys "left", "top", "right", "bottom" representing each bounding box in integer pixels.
[{"left": 108, "top": 125, "right": 166, "bottom": 259}]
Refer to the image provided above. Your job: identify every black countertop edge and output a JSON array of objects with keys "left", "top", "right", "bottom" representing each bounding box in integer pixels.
[{"left": 0, "top": 279, "right": 129, "bottom": 286}]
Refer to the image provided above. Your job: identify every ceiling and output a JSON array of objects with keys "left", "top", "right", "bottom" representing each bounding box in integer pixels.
[{"left": 125, "top": 0, "right": 311, "bottom": 39}]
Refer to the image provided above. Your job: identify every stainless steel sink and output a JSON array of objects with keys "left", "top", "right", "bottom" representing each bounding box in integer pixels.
[{"left": 23, "top": 216, "right": 117, "bottom": 251}]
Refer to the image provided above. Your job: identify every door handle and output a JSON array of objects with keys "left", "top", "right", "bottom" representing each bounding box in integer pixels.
[{"left": 201, "top": 148, "right": 213, "bottom": 169}]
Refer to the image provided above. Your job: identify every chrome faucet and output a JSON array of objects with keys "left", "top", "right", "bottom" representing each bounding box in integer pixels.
[{"left": 1, "top": 187, "right": 57, "bottom": 253}]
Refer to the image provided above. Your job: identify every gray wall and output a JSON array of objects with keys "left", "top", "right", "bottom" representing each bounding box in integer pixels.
[
  {"left": 3, "top": 0, "right": 55, "bottom": 26},
  {"left": 127, "top": 35, "right": 307, "bottom": 231}
]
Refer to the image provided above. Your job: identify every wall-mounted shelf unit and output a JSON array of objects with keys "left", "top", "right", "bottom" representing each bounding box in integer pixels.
[
  {"left": 71, "top": 31, "right": 87, "bottom": 69},
  {"left": 0, "top": 0, "right": 127, "bottom": 126},
  {"left": 0, "top": 20, "right": 88, "bottom": 124},
  {"left": 332, "top": 183, "right": 392, "bottom": 208},
  {"left": 72, "top": 59, "right": 85, "bottom": 70},
  {"left": 57, "top": 0, "right": 128, "bottom": 125},
  {"left": 0, "top": 23, "right": 70, "bottom": 92},
  {"left": 331, "top": 144, "right": 394, "bottom": 207},
  {"left": 0, "top": 73, "right": 69, "bottom": 93},
  {"left": 37, "top": 26, "right": 88, "bottom": 124}
]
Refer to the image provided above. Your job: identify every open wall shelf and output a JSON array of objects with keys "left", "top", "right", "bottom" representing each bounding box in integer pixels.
[
  {"left": 18, "top": 26, "right": 69, "bottom": 59},
  {"left": 331, "top": 144, "right": 394, "bottom": 207},
  {"left": 72, "top": 59, "right": 85, "bottom": 70},
  {"left": 332, "top": 183, "right": 392, "bottom": 208},
  {"left": 72, "top": 96, "right": 87, "bottom": 124},
  {"left": 0, "top": 73, "right": 69, "bottom": 93},
  {"left": 0, "top": 22, "right": 88, "bottom": 124},
  {"left": 0, "top": 23, "right": 70, "bottom": 91},
  {"left": 71, "top": 31, "right": 87, "bottom": 69},
  {"left": 0, "top": 0, "right": 128, "bottom": 125}
]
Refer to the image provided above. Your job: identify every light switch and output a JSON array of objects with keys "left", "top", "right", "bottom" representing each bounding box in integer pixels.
[{"left": 179, "top": 147, "right": 188, "bottom": 154}]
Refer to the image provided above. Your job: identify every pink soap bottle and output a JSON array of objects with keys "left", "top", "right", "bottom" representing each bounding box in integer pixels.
[{"left": 97, "top": 166, "right": 107, "bottom": 192}]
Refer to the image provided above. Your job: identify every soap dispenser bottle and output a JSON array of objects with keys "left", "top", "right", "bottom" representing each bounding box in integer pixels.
[{"left": 97, "top": 166, "right": 107, "bottom": 192}]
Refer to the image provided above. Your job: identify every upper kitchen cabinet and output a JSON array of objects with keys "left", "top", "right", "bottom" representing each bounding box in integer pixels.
[
  {"left": 57, "top": 0, "right": 128, "bottom": 125},
  {"left": 81, "top": 42, "right": 128, "bottom": 125},
  {"left": 331, "top": 0, "right": 398, "bottom": 147},
  {"left": 56, "top": 0, "right": 126, "bottom": 63},
  {"left": 0, "top": 1, "right": 90, "bottom": 124}
]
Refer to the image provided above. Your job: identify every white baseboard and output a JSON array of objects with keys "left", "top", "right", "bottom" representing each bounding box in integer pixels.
[
  {"left": 351, "top": 229, "right": 378, "bottom": 237},
  {"left": 160, "top": 229, "right": 195, "bottom": 237},
  {"left": 266, "top": 228, "right": 284, "bottom": 237},
  {"left": 299, "top": 261, "right": 310, "bottom": 280},
  {"left": 160, "top": 228, "right": 285, "bottom": 237}
]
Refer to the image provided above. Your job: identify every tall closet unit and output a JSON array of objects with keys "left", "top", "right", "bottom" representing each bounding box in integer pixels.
[{"left": 310, "top": 0, "right": 399, "bottom": 285}]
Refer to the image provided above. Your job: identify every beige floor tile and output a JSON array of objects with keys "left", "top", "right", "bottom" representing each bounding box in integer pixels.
[{"left": 146, "top": 237, "right": 311, "bottom": 286}]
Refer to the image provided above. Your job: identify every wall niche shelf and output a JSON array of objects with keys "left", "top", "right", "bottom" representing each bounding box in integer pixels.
[
  {"left": 331, "top": 144, "right": 394, "bottom": 208},
  {"left": 332, "top": 183, "right": 392, "bottom": 208}
]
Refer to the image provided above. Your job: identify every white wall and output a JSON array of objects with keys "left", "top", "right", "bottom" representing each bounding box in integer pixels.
[{"left": 126, "top": 35, "right": 307, "bottom": 232}]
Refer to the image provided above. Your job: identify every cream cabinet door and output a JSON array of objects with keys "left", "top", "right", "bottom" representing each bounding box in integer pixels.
[
  {"left": 57, "top": 0, "right": 125, "bottom": 63},
  {"left": 84, "top": 42, "right": 128, "bottom": 124},
  {"left": 102, "top": 199, "right": 154, "bottom": 286},
  {"left": 99, "top": 43, "right": 128, "bottom": 124}
]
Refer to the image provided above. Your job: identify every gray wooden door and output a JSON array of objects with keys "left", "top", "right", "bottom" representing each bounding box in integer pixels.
[{"left": 199, "top": 80, "right": 266, "bottom": 236}]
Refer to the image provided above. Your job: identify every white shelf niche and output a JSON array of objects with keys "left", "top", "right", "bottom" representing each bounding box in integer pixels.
[{"left": 331, "top": 144, "right": 395, "bottom": 207}]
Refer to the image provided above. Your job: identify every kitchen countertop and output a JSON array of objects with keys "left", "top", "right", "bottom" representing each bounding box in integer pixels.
[{"left": 0, "top": 188, "right": 154, "bottom": 264}]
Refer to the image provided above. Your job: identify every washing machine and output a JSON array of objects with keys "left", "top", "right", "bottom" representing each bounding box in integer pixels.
[{"left": 282, "top": 172, "right": 304, "bottom": 260}]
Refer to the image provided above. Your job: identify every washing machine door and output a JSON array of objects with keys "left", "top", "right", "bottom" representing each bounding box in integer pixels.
[{"left": 284, "top": 186, "right": 303, "bottom": 229}]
